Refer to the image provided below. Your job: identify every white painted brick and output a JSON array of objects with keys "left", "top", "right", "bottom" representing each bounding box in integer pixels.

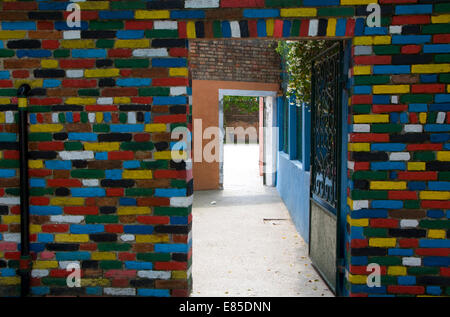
[
  {"left": 389, "top": 152, "right": 410, "bottom": 161},
  {"left": 59, "top": 261, "right": 80, "bottom": 269},
  {"left": 5, "top": 111, "right": 14, "bottom": 123},
  {"left": 352, "top": 200, "right": 369, "bottom": 210},
  {"left": 404, "top": 124, "right": 423, "bottom": 133},
  {"left": 4, "top": 233, "right": 20, "bottom": 242},
  {"left": 170, "top": 86, "right": 187, "bottom": 96},
  {"left": 50, "top": 215, "right": 84, "bottom": 224},
  {"left": 436, "top": 112, "right": 446, "bottom": 124},
  {"left": 97, "top": 97, "right": 113, "bottom": 105},
  {"left": 32, "top": 270, "right": 49, "bottom": 278},
  {"left": 0, "top": 197, "right": 20, "bottom": 205},
  {"left": 391, "top": 95, "right": 398, "bottom": 104},
  {"left": 402, "top": 257, "right": 421, "bottom": 267},
  {"left": 185, "top": 0, "right": 219, "bottom": 8},
  {"left": 170, "top": 196, "right": 193, "bottom": 207},
  {"left": 63, "top": 31, "right": 81, "bottom": 40},
  {"left": 82, "top": 179, "right": 99, "bottom": 187},
  {"left": 132, "top": 48, "right": 168, "bottom": 57},
  {"left": 352, "top": 124, "right": 370, "bottom": 133},
  {"left": 347, "top": 161, "right": 355, "bottom": 170},
  {"left": 59, "top": 151, "right": 94, "bottom": 160},
  {"left": 154, "top": 21, "right": 178, "bottom": 30},
  {"left": 120, "top": 234, "right": 135, "bottom": 242},
  {"left": 66, "top": 70, "right": 84, "bottom": 78},
  {"left": 400, "top": 219, "right": 419, "bottom": 228},
  {"left": 52, "top": 113, "right": 59, "bottom": 123},
  {"left": 137, "top": 270, "right": 171, "bottom": 280},
  {"left": 230, "top": 21, "right": 240, "bottom": 38},
  {"left": 354, "top": 46, "right": 372, "bottom": 56},
  {"left": 128, "top": 112, "right": 136, "bottom": 124},
  {"left": 104, "top": 288, "right": 136, "bottom": 296},
  {"left": 88, "top": 113, "right": 95, "bottom": 123},
  {"left": 308, "top": 20, "right": 319, "bottom": 36},
  {"left": 389, "top": 26, "right": 402, "bottom": 34}
]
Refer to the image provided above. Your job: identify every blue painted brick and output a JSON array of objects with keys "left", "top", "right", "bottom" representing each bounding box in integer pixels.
[
  {"left": 0, "top": 133, "right": 16, "bottom": 142},
  {"left": 351, "top": 227, "right": 364, "bottom": 239},
  {"left": 30, "top": 206, "right": 62, "bottom": 215},
  {"left": 423, "top": 256, "right": 450, "bottom": 267},
  {"left": 116, "top": 30, "right": 145, "bottom": 39},
  {"left": 427, "top": 209, "right": 444, "bottom": 218},
  {"left": 153, "top": 96, "right": 187, "bottom": 105},
  {"left": 373, "top": 95, "right": 390, "bottom": 104},
  {"left": 429, "top": 103, "right": 450, "bottom": 112},
  {"left": 408, "top": 181, "right": 426, "bottom": 191},
  {"left": 110, "top": 124, "right": 145, "bottom": 133},
  {"left": 95, "top": 152, "right": 108, "bottom": 160},
  {"left": 351, "top": 256, "right": 368, "bottom": 265},
  {"left": 39, "top": 2, "right": 70, "bottom": 10},
  {"left": 353, "top": 86, "right": 372, "bottom": 94},
  {"left": 423, "top": 44, "right": 450, "bottom": 54},
  {"left": 37, "top": 233, "right": 54, "bottom": 243},
  {"left": 170, "top": 10, "right": 205, "bottom": 19},
  {"left": 371, "top": 143, "right": 406, "bottom": 152},
  {"left": 170, "top": 216, "right": 188, "bottom": 225},
  {"left": 256, "top": 20, "right": 266, "bottom": 37},
  {"left": 123, "top": 161, "right": 140, "bottom": 169},
  {"left": 243, "top": 9, "right": 279, "bottom": 19},
  {"left": 352, "top": 209, "right": 388, "bottom": 219},
  {"left": 0, "top": 71, "right": 10, "bottom": 80},
  {"left": 392, "top": 35, "right": 431, "bottom": 44},
  {"left": 426, "top": 286, "right": 442, "bottom": 296},
  {"left": 154, "top": 188, "right": 186, "bottom": 197},
  {"left": 123, "top": 225, "right": 153, "bottom": 234},
  {"left": 99, "top": 11, "right": 134, "bottom": 20},
  {"left": 30, "top": 243, "right": 45, "bottom": 253},
  {"left": 68, "top": 132, "right": 98, "bottom": 142},
  {"left": 336, "top": 18, "right": 347, "bottom": 37},
  {"left": 388, "top": 248, "right": 413, "bottom": 256},
  {"left": 55, "top": 21, "right": 88, "bottom": 30},
  {"left": 86, "top": 287, "right": 102, "bottom": 296},
  {"left": 116, "top": 78, "right": 151, "bottom": 87},
  {"left": 2, "top": 22, "right": 36, "bottom": 31},
  {"left": 120, "top": 198, "right": 137, "bottom": 206},
  {"left": 152, "top": 58, "right": 186, "bottom": 68},
  {"left": 283, "top": 20, "right": 291, "bottom": 38},
  {"left": 424, "top": 124, "right": 450, "bottom": 132},
  {"left": 420, "top": 75, "right": 437, "bottom": 83},
  {"left": 408, "top": 104, "right": 427, "bottom": 112},
  {"left": 154, "top": 243, "right": 188, "bottom": 253},
  {"left": 371, "top": 200, "right": 403, "bottom": 209},
  {"left": 419, "top": 239, "right": 450, "bottom": 248},
  {"left": 1, "top": 268, "right": 16, "bottom": 277},
  {"left": 43, "top": 79, "right": 61, "bottom": 88},
  {"left": 56, "top": 251, "right": 91, "bottom": 261},
  {"left": 30, "top": 178, "right": 46, "bottom": 187},
  {"left": 398, "top": 276, "right": 416, "bottom": 285},
  {"left": 70, "top": 224, "right": 105, "bottom": 234},
  {"left": 105, "top": 169, "right": 123, "bottom": 180},
  {"left": 371, "top": 162, "right": 405, "bottom": 171},
  {"left": 71, "top": 188, "right": 105, "bottom": 197},
  {"left": 303, "top": 0, "right": 339, "bottom": 6},
  {"left": 364, "top": 27, "right": 387, "bottom": 35},
  {"left": 428, "top": 182, "right": 450, "bottom": 191},
  {"left": 395, "top": 5, "right": 432, "bottom": 15},
  {"left": 137, "top": 289, "right": 170, "bottom": 297},
  {"left": 351, "top": 285, "right": 387, "bottom": 294},
  {"left": 32, "top": 287, "right": 50, "bottom": 296},
  {"left": 373, "top": 65, "right": 410, "bottom": 74},
  {"left": 72, "top": 49, "right": 107, "bottom": 59},
  {"left": 125, "top": 261, "right": 153, "bottom": 270},
  {"left": 0, "top": 169, "right": 15, "bottom": 178},
  {"left": 222, "top": 21, "right": 232, "bottom": 38},
  {"left": 435, "top": 94, "right": 450, "bottom": 103},
  {"left": 17, "top": 50, "right": 52, "bottom": 58},
  {"left": 45, "top": 161, "right": 72, "bottom": 170}
]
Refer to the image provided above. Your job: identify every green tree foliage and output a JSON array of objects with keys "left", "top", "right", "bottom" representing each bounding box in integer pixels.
[
  {"left": 276, "top": 40, "right": 333, "bottom": 105},
  {"left": 223, "top": 95, "right": 259, "bottom": 114}
]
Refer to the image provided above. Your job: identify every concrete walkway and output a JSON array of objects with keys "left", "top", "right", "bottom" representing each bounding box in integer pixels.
[{"left": 191, "top": 144, "right": 333, "bottom": 297}]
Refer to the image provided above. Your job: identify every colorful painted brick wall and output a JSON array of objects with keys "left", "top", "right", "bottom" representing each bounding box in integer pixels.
[{"left": 0, "top": 0, "right": 448, "bottom": 297}]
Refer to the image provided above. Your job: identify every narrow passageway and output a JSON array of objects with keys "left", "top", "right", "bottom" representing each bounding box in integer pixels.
[{"left": 192, "top": 144, "right": 333, "bottom": 297}]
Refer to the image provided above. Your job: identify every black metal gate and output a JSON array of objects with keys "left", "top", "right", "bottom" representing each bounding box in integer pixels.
[{"left": 309, "top": 42, "right": 343, "bottom": 294}]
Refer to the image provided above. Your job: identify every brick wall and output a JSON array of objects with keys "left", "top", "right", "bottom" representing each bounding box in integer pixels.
[
  {"left": 189, "top": 39, "right": 281, "bottom": 83},
  {"left": 0, "top": 0, "right": 448, "bottom": 297}
]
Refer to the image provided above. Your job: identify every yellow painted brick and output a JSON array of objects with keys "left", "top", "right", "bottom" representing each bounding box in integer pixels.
[
  {"left": 408, "top": 162, "right": 425, "bottom": 171},
  {"left": 428, "top": 229, "right": 446, "bottom": 239},
  {"left": 0, "top": 112, "right": 4, "bottom": 124},
  {"left": 114, "top": 97, "right": 131, "bottom": 104},
  {"left": 353, "top": 114, "right": 389, "bottom": 123},
  {"left": 91, "top": 252, "right": 116, "bottom": 261},
  {"left": 29, "top": 160, "right": 43, "bottom": 169},
  {"left": 431, "top": 14, "right": 450, "bottom": 24},
  {"left": 154, "top": 150, "right": 187, "bottom": 160},
  {"left": 169, "top": 68, "right": 188, "bottom": 77},
  {"left": 29, "top": 124, "right": 63, "bottom": 133},
  {"left": 373, "top": 36, "right": 391, "bottom": 45},
  {"left": 348, "top": 143, "right": 370, "bottom": 152},
  {"left": 370, "top": 181, "right": 407, "bottom": 190},
  {"left": 348, "top": 215, "right": 369, "bottom": 227},
  {"left": 135, "top": 234, "right": 169, "bottom": 243},
  {"left": 353, "top": 36, "right": 373, "bottom": 45},
  {"left": 326, "top": 18, "right": 336, "bottom": 37},
  {"left": 54, "top": 234, "right": 89, "bottom": 243},
  {"left": 50, "top": 197, "right": 85, "bottom": 206},
  {"left": 0, "top": 98, "right": 11, "bottom": 105},
  {"left": 186, "top": 21, "right": 196, "bottom": 39},
  {"left": 60, "top": 40, "right": 95, "bottom": 49},
  {"left": 84, "top": 142, "right": 120, "bottom": 151},
  {"left": 0, "top": 31, "right": 26, "bottom": 39},
  {"left": 348, "top": 274, "right": 368, "bottom": 284},
  {"left": 280, "top": 8, "right": 317, "bottom": 17},
  {"left": 369, "top": 238, "right": 397, "bottom": 248},
  {"left": 447, "top": 84, "right": 450, "bottom": 93},
  {"left": 14, "top": 79, "right": 43, "bottom": 89},
  {"left": 172, "top": 271, "right": 187, "bottom": 280},
  {"left": 411, "top": 64, "right": 450, "bottom": 74},
  {"left": 78, "top": 1, "right": 109, "bottom": 10},
  {"left": 419, "top": 112, "right": 427, "bottom": 124},
  {"left": 373, "top": 85, "right": 410, "bottom": 94},
  {"left": 437, "top": 151, "right": 450, "bottom": 161},
  {"left": 65, "top": 97, "right": 97, "bottom": 105},
  {"left": 81, "top": 278, "right": 111, "bottom": 287},
  {"left": 30, "top": 224, "right": 42, "bottom": 233},
  {"left": 353, "top": 65, "right": 372, "bottom": 75},
  {"left": 123, "top": 170, "right": 153, "bottom": 180},
  {"left": 41, "top": 59, "right": 59, "bottom": 69},
  {"left": 387, "top": 266, "right": 406, "bottom": 276},
  {"left": 114, "top": 39, "right": 150, "bottom": 49},
  {"left": 419, "top": 191, "right": 450, "bottom": 200},
  {"left": 85, "top": 69, "right": 120, "bottom": 78},
  {"left": 96, "top": 112, "right": 103, "bottom": 123},
  {"left": 145, "top": 123, "right": 167, "bottom": 132},
  {"left": 117, "top": 206, "right": 151, "bottom": 215},
  {"left": 266, "top": 19, "right": 274, "bottom": 37},
  {"left": 0, "top": 277, "right": 20, "bottom": 285},
  {"left": 33, "top": 261, "right": 59, "bottom": 269},
  {"left": 135, "top": 10, "right": 170, "bottom": 20},
  {"left": 2, "top": 215, "right": 20, "bottom": 224}
]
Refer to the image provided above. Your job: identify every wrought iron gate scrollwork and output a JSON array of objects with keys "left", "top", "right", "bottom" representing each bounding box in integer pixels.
[{"left": 310, "top": 43, "right": 342, "bottom": 212}]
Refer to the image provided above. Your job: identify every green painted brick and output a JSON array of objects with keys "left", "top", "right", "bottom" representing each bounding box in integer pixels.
[
  {"left": 111, "top": 1, "right": 146, "bottom": 9},
  {"left": 139, "top": 87, "right": 170, "bottom": 96},
  {"left": 5, "top": 188, "right": 19, "bottom": 196},
  {"left": 90, "top": 21, "right": 124, "bottom": 30},
  {"left": 213, "top": 21, "right": 222, "bottom": 38},
  {"left": 369, "top": 256, "right": 401, "bottom": 266},
  {"left": 53, "top": 49, "right": 70, "bottom": 58},
  {"left": 85, "top": 215, "right": 119, "bottom": 224},
  {"left": 145, "top": 29, "right": 178, "bottom": 38},
  {"left": 0, "top": 50, "right": 14, "bottom": 57},
  {"left": 371, "top": 124, "right": 402, "bottom": 133},
  {"left": 58, "top": 113, "right": 65, "bottom": 123},
  {"left": 435, "top": 3, "right": 450, "bottom": 12},
  {"left": 290, "top": 20, "right": 300, "bottom": 37},
  {"left": 115, "top": 59, "right": 150, "bottom": 68},
  {"left": 137, "top": 253, "right": 171, "bottom": 262},
  {"left": 435, "top": 54, "right": 450, "bottom": 63},
  {"left": 71, "top": 169, "right": 105, "bottom": 179},
  {"left": 28, "top": 106, "right": 52, "bottom": 113},
  {"left": 120, "top": 142, "right": 154, "bottom": 151},
  {"left": 265, "top": 0, "right": 301, "bottom": 7},
  {"left": 29, "top": 133, "right": 52, "bottom": 142},
  {"left": 401, "top": 94, "right": 437, "bottom": 104},
  {"left": 119, "top": 113, "right": 127, "bottom": 124},
  {"left": 171, "top": 179, "right": 187, "bottom": 189},
  {"left": 422, "top": 24, "right": 450, "bottom": 34},
  {"left": 64, "top": 142, "right": 83, "bottom": 151},
  {"left": 404, "top": 200, "right": 420, "bottom": 209},
  {"left": 93, "top": 124, "right": 110, "bottom": 133},
  {"left": 427, "top": 112, "right": 437, "bottom": 124},
  {"left": 154, "top": 206, "right": 191, "bottom": 217},
  {"left": 352, "top": 104, "right": 371, "bottom": 114},
  {"left": 42, "top": 278, "right": 67, "bottom": 286},
  {"left": 373, "top": 45, "right": 400, "bottom": 55},
  {"left": 81, "top": 112, "right": 88, "bottom": 123},
  {"left": 413, "top": 151, "right": 435, "bottom": 161},
  {"left": 363, "top": 228, "right": 388, "bottom": 237},
  {"left": 0, "top": 89, "right": 17, "bottom": 97},
  {"left": 100, "top": 261, "right": 122, "bottom": 270},
  {"left": 419, "top": 220, "right": 450, "bottom": 229},
  {"left": 141, "top": 160, "right": 168, "bottom": 169},
  {"left": 30, "top": 188, "right": 53, "bottom": 196},
  {"left": 381, "top": 275, "right": 397, "bottom": 285},
  {"left": 352, "top": 190, "right": 387, "bottom": 200},
  {"left": 408, "top": 267, "right": 439, "bottom": 275},
  {"left": 98, "top": 243, "right": 131, "bottom": 252},
  {"left": 318, "top": 7, "right": 355, "bottom": 17},
  {"left": 78, "top": 89, "right": 100, "bottom": 97},
  {"left": 96, "top": 39, "right": 115, "bottom": 48},
  {"left": 354, "top": 75, "right": 390, "bottom": 85},
  {"left": 125, "top": 188, "right": 154, "bottom": 196},
  {"left": 352, "top": 171, "right": 388, "bottom": 180},
  {"left": 438, "top": 172, "right": 450, "bottom": 181},
  {"left": 440, "top": 74, "right": 450, "bottom": 83},
  {"left": 0, "top": 160, "right": 19, "bottom": 168}
]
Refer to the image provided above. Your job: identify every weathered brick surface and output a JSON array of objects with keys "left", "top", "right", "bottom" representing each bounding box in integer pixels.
[{"left": 0, "top": 0, "right": 448, "bottom": 298}]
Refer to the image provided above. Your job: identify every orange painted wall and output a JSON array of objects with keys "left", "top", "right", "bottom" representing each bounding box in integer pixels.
[{"left": 192, "top": 80, "right": 280, "bottom": 190}]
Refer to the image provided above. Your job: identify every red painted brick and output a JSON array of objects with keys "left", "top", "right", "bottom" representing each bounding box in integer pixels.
[
  {"left": 392, "top": 15, "right": 430, "bottom": 25},
  {"left": 30, "top": 197, "right": 50, "bottom": 206},
  {"left": 63, "top": 79, "right": 97, "bottom": 88},
  {"left": 433, "top": 34, "right": 450, "bottom": 44},
  {"left": 350, "top": 133, "right": 389, "bottom": 142},
  {"left": 38, "top": 141, "right": 64, "bottom": 151},
  {"left": 351, "top": 239, "right": 368, "bottom": 248},
  {"left": 415, "top": 248, "right": 449, "bottom": 257},
  {"left": 388, "top": 191, "right": 417, "bottom": 200},
  {"left": 155, "top": 262, "right": 187, "bottom": 271},
  {"left": 118, "top": 253, "right": 136, "bottom": 261},
  {"left": 407, "top": 144, "right": 442, "bottom": 151},
  {"left": 372, "top": 104, "right": 407, "bottom": 113},
  {"left": 108, "top": 151, "right": 134, "bottom": 160},
  {"left": 42, "top": 224, "right": 69, "bottom": 233},
  {"left": 137, "top": 216, "right": 170, "bottom": 225},
  {"left": 152, "top": 78, "right": 189, "bottom": 87},
  {"left": 421, "top": 200, "right": 450, "bottom": 209},
  {"left": 108, "top": 49, "right": 132, "bottom": 58},
  {"left": 388, "top": 285, "right": 424, "bottom": 295},
  {"left": 60, "top": 59, "right": 95, "bottom": 69},
  {"left": 47, "top": 179, "right": 82, "bottom": 187},
  {"left": 153, "top": 114, "right": 187, "bottom": 123},
  {"left": 352, "top": 95, "right": 372, "bottom": 105},
  {"left": 106, "top": 188, "right": 124, "bottom": 197},
  {"left": 370, "top": 219, "right": 399, "bottom": 228},
  {"left": 125, "top": 21, "right": 154, "bottom": 30},
  {"left": 397, "top": 171, "right": 437, "bottom": 181},
  {"left": 221, "top": 0, "right": 264, "bottom": 7},
  {"left": 354, "top": 55, "right": 391, "bottom": 65},
  {"left": 105, "top": 224, "right": 123, "bottom": 233},
  {"left": 401, "top": 45, "right": 421, "bottom": 54},
  {"left": 64, "top": 206, "right": 98, "bottom": 215}
]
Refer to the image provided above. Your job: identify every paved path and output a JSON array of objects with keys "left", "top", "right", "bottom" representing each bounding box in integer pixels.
[{"left": 191, "top": 144, "right": 333, "bottom": 297}]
